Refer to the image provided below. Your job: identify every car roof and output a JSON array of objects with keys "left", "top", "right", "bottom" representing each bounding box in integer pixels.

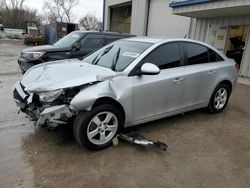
[
  {"left": 73, "top": 30, "right": 135, "bottom": 37},
  {"left": 123, "top": 37, "right": 164, "bottom": 44},
  {"left": 122, "top": 37, "right": 223, "bottom": 49},
  {"left": 122, "top": 37, "right": 229, "bottom": 60}
]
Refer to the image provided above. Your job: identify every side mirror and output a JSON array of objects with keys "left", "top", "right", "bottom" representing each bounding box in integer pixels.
[
  {"left": 140, "top": 63, "right": 160, "bottom": 75},
  {"left": 73, "top": 42, "right": 81, "bottom": 51}
]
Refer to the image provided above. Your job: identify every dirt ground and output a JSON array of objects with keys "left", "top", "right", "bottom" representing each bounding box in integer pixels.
[{"left": 0, "top": 39, "right": 250, "bottom": 188}]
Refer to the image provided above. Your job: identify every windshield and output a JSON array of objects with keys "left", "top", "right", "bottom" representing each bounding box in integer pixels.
[
  {"left": 53, "top": 32, "right": 84, "bottom": 48},
  {"left": 29, "top": 28, "right": 38, "bottom": 35},
  {"left": 82, "top": 40, "right": 152, "bottom": 72}
]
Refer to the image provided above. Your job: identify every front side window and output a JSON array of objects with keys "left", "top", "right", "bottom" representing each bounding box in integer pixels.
[
  {"left": 183, "top": 42, "right": 209, "bottom": 65},
  {"left": 82, "top": 40, "right": 152, "bottom": 72},
  {"left": 143, "top": 42, "right": 181, "bottom": 69}
]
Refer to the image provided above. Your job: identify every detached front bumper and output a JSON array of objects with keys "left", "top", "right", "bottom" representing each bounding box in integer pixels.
[{"left": 13, "top": 81, "right": 76, "bottom": 127}]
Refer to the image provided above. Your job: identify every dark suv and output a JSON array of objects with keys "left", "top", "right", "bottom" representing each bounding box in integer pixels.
[{"left": 18, "top": 31, "right": 135, "bottom": 73}]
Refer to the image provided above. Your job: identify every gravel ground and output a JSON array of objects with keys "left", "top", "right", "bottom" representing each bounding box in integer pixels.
[
  {"left": 0, "top": 39, "right": 23, "bottom": 75},
  {"left": 0, "top": 39, "right": 250, "bottom": 188}
]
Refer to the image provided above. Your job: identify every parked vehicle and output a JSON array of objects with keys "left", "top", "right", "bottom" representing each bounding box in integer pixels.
[
  {"left": 4, "top": 28, "right": 23, "bottom": 39},
  {"left": 0, "top": 24, "right": 5, "bottom": 38},
  {"left": 13, "top": 38, "right": 238, "bottom": 150},
  {"left": 23, "top": 21, "right": 43, "bottom": 45},
  {"left": 18, "top": 31, "right": 135, "bottom": 73}
]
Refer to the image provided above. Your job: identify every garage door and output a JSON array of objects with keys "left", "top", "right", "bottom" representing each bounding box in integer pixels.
[{"left": 110, "top": 3, "right": 132, "bottom": 33}]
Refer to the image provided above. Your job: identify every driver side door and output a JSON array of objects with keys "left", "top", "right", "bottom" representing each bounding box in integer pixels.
[{"left": 132, "top": 42, "right": 185, "bottom": 122}]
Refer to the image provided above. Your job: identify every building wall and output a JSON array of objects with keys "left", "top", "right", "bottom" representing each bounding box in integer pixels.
[
  {"left": 147, "top": 0, "right": 190, "bottom": 38},
  {"left": 130, "top": 0, "right": 148, "bottom": 36},
  {"left": 172, "top": 0, "right": 250, "bottom": 17},
  {"left": 189, "top": 16, "right": 250, "bottom": 77},
  {"left": 189, "top": 16, "right": 250, "bottom": 41},
  {"left": 104, "top": 0, "right": 190, "bottom": 37}
]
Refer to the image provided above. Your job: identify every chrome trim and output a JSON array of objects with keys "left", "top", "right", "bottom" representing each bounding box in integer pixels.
[{"left": 16, "top": 82, "right": 27, "bottom": 99}]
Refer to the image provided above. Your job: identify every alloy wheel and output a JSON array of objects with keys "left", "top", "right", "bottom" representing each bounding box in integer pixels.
[
  {"left": 87, "top": 111, "right": 118, "bottom": 145},
  {"left": 214, "top": 88, "right": 228, "bottom": 110}
]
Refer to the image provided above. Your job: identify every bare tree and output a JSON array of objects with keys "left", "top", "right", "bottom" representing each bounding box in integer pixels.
[
  {"left": 60, "top": 0, "right": 79, "bottom": 23},
  {"left": 0, "top": 0, "right": 26, "bottom": 27},
  {"left": 79, "top": 14, "right": 100, "bottom": 31},
  {"left": 1, "top": 0, "right": 25, "bottom": 10},
  {"left": 43, "top": 0, "right": 64, "bottom": 23},
  {"left": 43, "top": 0, "right": 79, "bottom": 23},
  {"left": 0, "top": 0, "right": 39, "bottom": 28}
]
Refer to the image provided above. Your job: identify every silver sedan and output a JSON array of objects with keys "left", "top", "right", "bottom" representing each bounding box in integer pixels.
[{"left": 13, "top": 37, "right": 238, "bottom": 150}]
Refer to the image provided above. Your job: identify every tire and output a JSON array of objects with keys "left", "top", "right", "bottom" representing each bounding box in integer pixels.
[
  {"left": 73, "top": 104, "right": 124, "bottom": 150},
  {"left": 207, "top": 83, "right": 231, "bottom": 114}
]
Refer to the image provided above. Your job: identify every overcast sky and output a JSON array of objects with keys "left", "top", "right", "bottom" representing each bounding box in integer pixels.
[{"left": 24, "top": 0, "right": 103, "bottom": 22}]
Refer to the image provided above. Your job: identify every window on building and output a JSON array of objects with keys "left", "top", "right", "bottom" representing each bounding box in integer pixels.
[{"left": 143, "top": 42, "right": 181, "bottom": 69}]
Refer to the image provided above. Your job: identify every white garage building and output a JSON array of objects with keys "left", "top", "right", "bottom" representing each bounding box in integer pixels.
[
  {"left": 103, "top": 0, "right": 250, "bottom": 77},
  {"left": 103, "top": 0, "right": 190, "bottom": 37},
  {"left": 170, "top": 0, "right": 250, "bottom": 77}
]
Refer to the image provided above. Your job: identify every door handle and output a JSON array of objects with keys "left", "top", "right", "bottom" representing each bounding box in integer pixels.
[
  {"left": 65, "top": 52, "right": 71, "bottom": 55},
  {"left": 208, "top": 70, "right": 216, "bottom": 75},
  {"left": 173, "top": 77, "right": 184, "bottom": 83}
]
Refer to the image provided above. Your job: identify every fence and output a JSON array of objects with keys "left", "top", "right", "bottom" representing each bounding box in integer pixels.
[{"left": 0, "top": 28, "right": 23, "bottom": 39}]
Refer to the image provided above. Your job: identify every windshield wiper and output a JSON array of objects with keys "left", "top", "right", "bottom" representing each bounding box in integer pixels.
[
  {"left": 92, "top": 45, "right": 114, "bottom": 65},
  {"left": 111, "top": 47, "right": 121, "bottom": 71}
]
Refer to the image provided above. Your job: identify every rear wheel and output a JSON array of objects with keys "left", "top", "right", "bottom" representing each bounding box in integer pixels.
[
  {"left": 207, "top": 83, "right": 231, "bottom": 113},
  {"left": 73, "top": 104, "right": 124, "bottom": 150}
]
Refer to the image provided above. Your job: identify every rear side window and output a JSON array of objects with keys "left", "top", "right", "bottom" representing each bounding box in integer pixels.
[
  {"left": 81, "top": 34, "right": 105, "bottom": 49},
  {"left": 143, "top": 42, "right": 181, "bottom": 70},
  {"left": 183, "top": 42, "right": 209, "bottom": 65},
  {"left": 106, "top": 36, "right": 122, "bottom": 44},
  {"left": 209, "top": 49, "right": 224, "bottom": 62}
]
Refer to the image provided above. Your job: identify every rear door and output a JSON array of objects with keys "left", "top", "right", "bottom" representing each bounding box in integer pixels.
[
  {"left": 181, "top": 42, "right": 222, "bottom": 108},
  {"left": 132, "top": 42, "right": 185, "bottom": 121},
  {"left": 71, "top": 34, "right": 106, "bottom": 58}
]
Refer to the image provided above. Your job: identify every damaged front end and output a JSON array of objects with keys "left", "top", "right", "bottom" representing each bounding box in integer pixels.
[
  {"left": 13, "top": 81, "right": 82, "bottom": 127},
  {"left": 13, "top": 59, "right": 122, "bottom": 129}
]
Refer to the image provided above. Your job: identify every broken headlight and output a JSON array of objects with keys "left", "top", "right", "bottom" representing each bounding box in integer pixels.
[
  {"left": 38, "top": 89, "right": 63, "bottom": 102},
  {"left": 59, "top": 84, "right": 96, "bottom": 104}
]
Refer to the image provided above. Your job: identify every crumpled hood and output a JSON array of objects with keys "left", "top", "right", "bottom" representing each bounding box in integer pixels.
[{"left": 21, "top": 59, "right": 117, "bottom": 92}]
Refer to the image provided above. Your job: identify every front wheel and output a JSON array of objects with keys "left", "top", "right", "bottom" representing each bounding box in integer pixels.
[
  {"left": 207, "top": 83, "right": 231, "bottom": 113},
  {"left": 73, "top": 104, "right": 124, "bottom": 150}
]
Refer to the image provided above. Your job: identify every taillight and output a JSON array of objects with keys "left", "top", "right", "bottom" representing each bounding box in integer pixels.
[{"left": 235, "top": 63, "right": 240, "bottom": 71}]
